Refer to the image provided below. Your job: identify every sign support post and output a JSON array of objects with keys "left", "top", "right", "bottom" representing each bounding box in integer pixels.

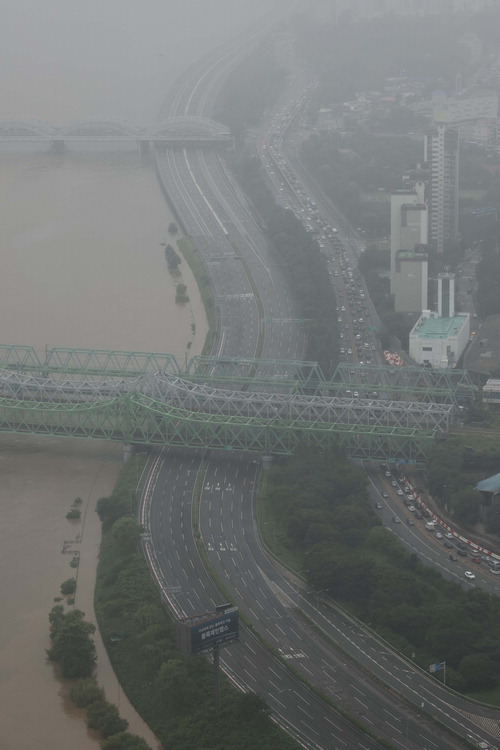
[{"left": 214, "top": 644, "right": 221, "bottom": 714}]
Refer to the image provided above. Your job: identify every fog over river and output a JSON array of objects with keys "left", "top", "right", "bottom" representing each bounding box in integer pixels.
[{"left": 0, "top": 1, "right": 269, "bottom": 747}]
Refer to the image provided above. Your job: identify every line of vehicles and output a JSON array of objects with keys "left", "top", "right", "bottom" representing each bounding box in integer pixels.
[{"left": 379, "top": 462, "right": 500, "bottom": 584}]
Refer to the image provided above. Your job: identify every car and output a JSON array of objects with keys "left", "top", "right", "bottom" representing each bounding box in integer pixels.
[
  {"left": 391, "top": 480, "right": 397, "bottom": 487},
  {"left": 392, "top": 516, "right": 401, "bottom": 524},
  {"left": 376, "top": 502, "right": 383, "bottom": 509},
  {"left": 449, "top": 554, "right": 458, "bottom": 562},
  {"left": 471, "top": 555, "right": 481, "bottom": 564},
  {"left": 397, "top": 489, "right": 404, "bottom": 496},
  {"left": 464, "top": 571, "right": 476, "bottom": 580},
  {"left": 408, "top": 505, "right": 416, "bottom": 512},
  {"left": 457, "top": 548, "right": 468, "bottom": 557},
  {"left": 407, "top": 518, "right": 415, "bottom": 526},
  {"left": 435, "top": 532, "right": 443, "bottom": 539},
  {"left": 385, "top": 471, "right": 391, "bottom": 477},
  {"left": 382, "top": 492, "right": 389, "bottom": 498},
  {"left": 444, "top": 532, "right": 454, "bottom": 539},
  {"left": 444, "top": 540, "right": 454, "bottom": 549}
]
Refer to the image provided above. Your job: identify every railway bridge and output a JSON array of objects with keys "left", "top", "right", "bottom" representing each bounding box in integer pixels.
[
  {"left": 0, "top": 116, "right": 232, "bottom": 148},
  {"left": 0, "top": 345, "right": 476, "bottom": 462}
]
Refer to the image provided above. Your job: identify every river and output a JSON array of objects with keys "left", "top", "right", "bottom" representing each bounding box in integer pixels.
[{"left": 0, "top": 1, "right": 270, "bottom": 747}]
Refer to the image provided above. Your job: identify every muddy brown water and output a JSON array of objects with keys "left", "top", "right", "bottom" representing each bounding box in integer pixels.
[{"left": 0, "top": 154, "right": 207, "bottom": 748}]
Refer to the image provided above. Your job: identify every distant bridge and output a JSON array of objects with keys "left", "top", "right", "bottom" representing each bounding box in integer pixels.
[
  {"left": 0, "top": 116, "right": 232, "bottom": 146},
  {"left": 0, "top": 345, "right": 476, "bottom": 462}
]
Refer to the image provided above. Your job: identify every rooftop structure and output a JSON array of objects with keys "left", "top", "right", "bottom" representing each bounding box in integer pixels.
[
  {"left": 475, "top": 473, "right": 500, "bottom": 496},
  {"left": 409, "top": 309, "right": 470, "bottom": 368}
]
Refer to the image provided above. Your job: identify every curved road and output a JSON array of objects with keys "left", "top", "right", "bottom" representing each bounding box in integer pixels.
[{"left": 142, "top": 11, "right": 500, "bottom": 750}]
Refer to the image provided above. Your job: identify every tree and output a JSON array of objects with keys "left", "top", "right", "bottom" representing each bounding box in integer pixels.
[
  {"left": 47, "top": 607, "right": 96, "bottom": 678},
  {"left": 70, "top": 678, "right": 105, "bottom": 707},
  {"left": 101, "top": 733, "right": 151, "bottom": 750},
  {"left": 236, "top": 692, "right": 271, "bottom": 721},
  {"left": 487, "top": 499, "right": 500, "bottom": 536},
  {"left": 60, "top": 578, "right": 77, "bottom": 595},
  {"left": 175, "top": 283, "right": 189, "bottom": 303},
  {"left": 111, "top": 517, "right": 143, "bottom": 555},
  {"left": 452, "top": 488, "right": 480, "bottom": 528},
  {"left": 96, "top": 494, "right": 130, "bottom": 531},
  {"left": 86, "top": 700, "right": 128, "bottom": 738},
  {"left": 459, "top": 653, "right": 498, "bottom": 690}
]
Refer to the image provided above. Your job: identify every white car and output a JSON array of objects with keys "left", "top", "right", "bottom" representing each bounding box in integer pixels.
[
  {"left": 397, "top": 489, "right": 404, "bottom": 496},
  {"left": 464, "top": 571, "right": 476, "bottom": 580},
  {"left": 444, "top": 532, "right": 454, "bottom": 539},
  {"left": 435, "top": 532, "right": 443, "bottom": 539},
  {"left": 408, "top": 505, "right": 416, "bottom": 512}
]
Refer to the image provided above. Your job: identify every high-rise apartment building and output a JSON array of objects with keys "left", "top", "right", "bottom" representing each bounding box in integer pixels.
[{"left": 425, "top": 125, "right": 459, "bottom": 255}]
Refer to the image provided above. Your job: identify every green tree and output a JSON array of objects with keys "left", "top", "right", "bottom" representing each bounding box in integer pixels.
[
  {"left": 60, "top": 578, "right": 77, "bottom": 595},
  {"left": 452, "top": 488, "right": 480, "bottom": 528},
  {"left": 96, "top": 494, "right": 130, "bottom": 531},
  {"left": 459, "top": 653, "right": 498, "bottom": 690},
  {"left": 101, "top": 733, "right": 151, "bottom": 750},
  {"left": 47, "top": 607, "right": 96, "bottom": 678},
  {"left": 70, "top": 678, "right": 105, "bottom": 707},
  {"left": 236, "top": 691, "right": 271, "bottom": 721},
  {"left": 86, "top": 700, "right": 128, "bottom": 738},
  {"left": 155, "top": 658, "right": 208, "bottom": 715},
  {"left": 487, "top": 499, "right": 500, "bottom": 535},
  {"left": 111, "top": 517, "right": 143, "bottom": 555}
]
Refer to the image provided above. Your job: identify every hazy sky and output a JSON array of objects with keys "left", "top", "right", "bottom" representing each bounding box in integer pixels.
[{"left": 0, "top": 0, "right": 271, "bottom": 125}]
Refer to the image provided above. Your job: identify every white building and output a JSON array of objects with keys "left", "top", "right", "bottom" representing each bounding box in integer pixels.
[
  {"left": 425, "top": 125, "right": 459, "bottom": 255},
  {"left": 409, "top": 274, "right": 470, "bottom": 368},
  {"left": 393, "top": 249, "right": 428, "bottom": 313},
  {"left": 390, "top": 182, "right": 427, "bottom": 298}
]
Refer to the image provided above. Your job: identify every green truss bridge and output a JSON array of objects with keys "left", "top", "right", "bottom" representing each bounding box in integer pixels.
[{"left": 0, "top": 346, "right": 476, "bottom": 462}]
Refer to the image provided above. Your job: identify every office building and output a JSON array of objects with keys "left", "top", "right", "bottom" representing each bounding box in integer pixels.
[
  {"left": 393, "top": 248, "right": 428, "bottom": 314},
  {"left": 390, "top": 182, "right": 428, "bottom": 313}
]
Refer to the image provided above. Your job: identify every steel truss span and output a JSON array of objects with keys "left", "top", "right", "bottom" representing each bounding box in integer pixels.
[
  {"left": 0, "top": 115, "right": 231, "bottom": 143},
  {"left": 0, "top": 367, "right": 455, "bottom": 462}
]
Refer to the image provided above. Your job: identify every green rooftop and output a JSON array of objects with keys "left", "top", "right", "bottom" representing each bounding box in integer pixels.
[{"left": 412, "top": 314, "right": 468, "bottom": 340}]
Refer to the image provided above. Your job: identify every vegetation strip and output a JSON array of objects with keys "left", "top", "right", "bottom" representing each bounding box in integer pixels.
[{"left": 91, "top": 457, "right": 300, "bottom": 749}]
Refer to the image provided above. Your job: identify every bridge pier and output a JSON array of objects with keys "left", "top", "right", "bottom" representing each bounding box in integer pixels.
[
  {"left": 139, "top": 140, "right": 149, "bottom": 156},
  {"left": 261, "top": 455, "right": 273, "bottom": 471},
  {"left": 123, "top": 443, "right": 134, "bottom": 463},
  {"left": 49, "top": 139, "right": 66, "bottom": 153}
]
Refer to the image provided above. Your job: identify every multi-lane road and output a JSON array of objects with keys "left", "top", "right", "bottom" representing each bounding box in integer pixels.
[{"left": 141, "top": 14, "right": 500, "bottom": 750}]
